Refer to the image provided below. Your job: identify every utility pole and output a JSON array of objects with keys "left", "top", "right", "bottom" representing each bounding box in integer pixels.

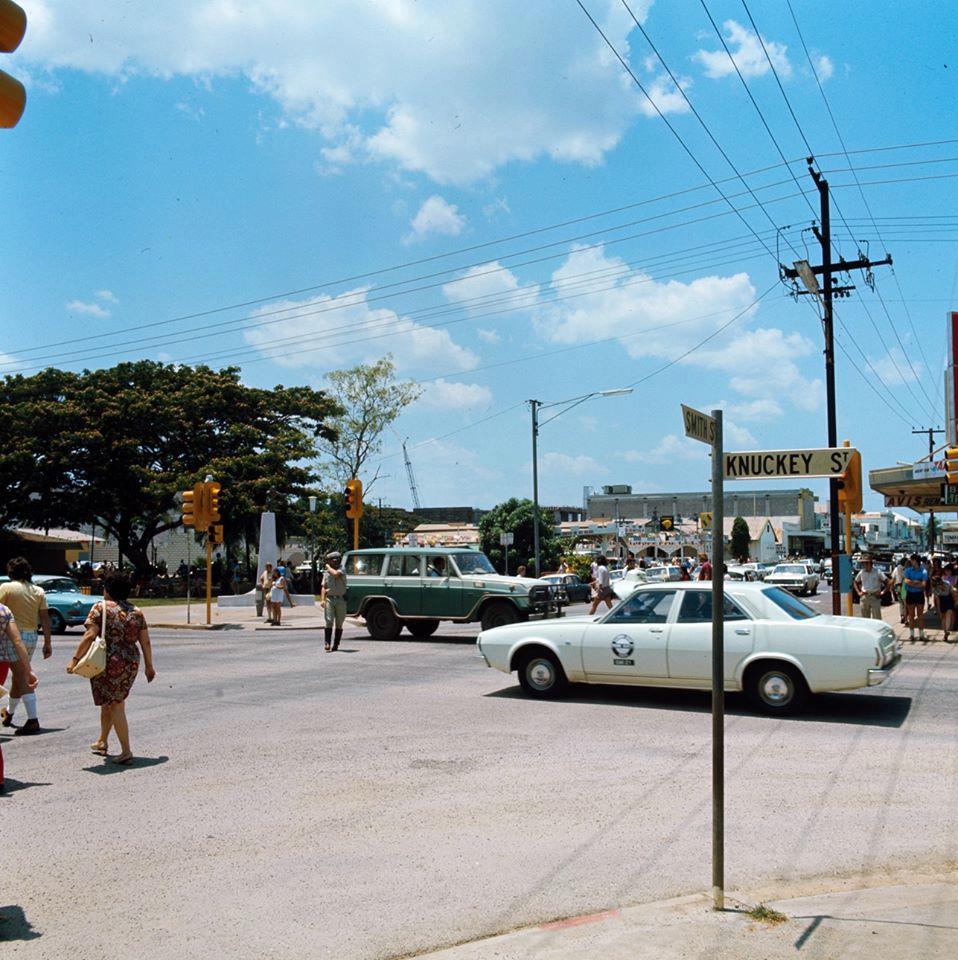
[
  {"left": 531, "top": 400, "right": 541, "bottom": 577},
  {"left": 913, "top": 426, "right": 944, "bottom": 460},
  {"left": 782, "top": 160, "right": 892, "bottom": 614}
]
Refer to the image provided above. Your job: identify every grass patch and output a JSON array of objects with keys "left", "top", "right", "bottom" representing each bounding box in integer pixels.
[{"left": 746, "top": 903, "right": 787, "bottom": 925}]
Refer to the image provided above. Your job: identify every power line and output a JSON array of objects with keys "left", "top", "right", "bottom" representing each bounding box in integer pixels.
[{"left": 785, "top": 0, "right": 941, "bottom": 417}]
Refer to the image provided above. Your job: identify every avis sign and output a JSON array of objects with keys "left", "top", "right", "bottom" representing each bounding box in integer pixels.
[{"left": 724, "top": 447, "right": 855, "bottom": 480}]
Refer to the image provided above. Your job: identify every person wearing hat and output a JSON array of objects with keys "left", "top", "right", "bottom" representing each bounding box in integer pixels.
[
  {"left": 321, "top": 552, "right": 348, "bottom": 652},
  {"left": 853, "top": 555, "right": 889, "bottom": 620}
]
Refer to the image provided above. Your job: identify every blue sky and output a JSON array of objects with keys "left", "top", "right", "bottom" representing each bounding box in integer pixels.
[{"left": 2, "top": 0, "right": 956, "bottom": 512}]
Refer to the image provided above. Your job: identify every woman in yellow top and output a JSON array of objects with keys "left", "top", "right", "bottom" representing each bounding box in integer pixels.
[{"left": 0, "top": 557, "right": 52, "bottom": 735}]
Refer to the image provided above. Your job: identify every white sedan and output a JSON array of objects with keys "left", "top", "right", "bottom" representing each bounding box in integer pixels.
[
  {"left": 476, "top": 582, "right": 900, "bottom": 715},
  {"left": 764, "top": 563, "right": 820, "bottom": 596}
]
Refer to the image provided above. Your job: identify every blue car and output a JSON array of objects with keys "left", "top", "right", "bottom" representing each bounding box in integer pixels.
[{"left": 0, "top": 575, "right": 99, "bottom": 634}]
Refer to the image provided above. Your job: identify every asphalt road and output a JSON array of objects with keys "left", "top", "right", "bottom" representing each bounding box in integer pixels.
[{"left": 3, "top": 601, "right": 957, "bottom": 959}]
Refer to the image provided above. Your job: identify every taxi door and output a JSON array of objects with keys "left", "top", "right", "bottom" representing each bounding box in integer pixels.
[
  {"left": 665, "top": 589, "right": 756, "bottom": 682},
  {"left": 580, "top": 588, "right": 676, "bottom": 682}
]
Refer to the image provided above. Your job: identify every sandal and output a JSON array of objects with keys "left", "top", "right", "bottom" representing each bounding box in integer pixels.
[
  {"left": 90, "top": 742, "right": 108, "bottom": 756},
  {"left": 110, "top": 752, "right": 134, "bottom": 765}
]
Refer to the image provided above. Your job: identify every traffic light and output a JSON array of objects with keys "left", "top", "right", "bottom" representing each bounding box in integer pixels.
[
  {"left": 207, "top": 481, "right": 222, "bottom": 523},
  {"left": 210, "top": 525, "right": 224, "bottom": 544},
  {"left": 344, "top": 477, "right": 364, "bottom": 519},
  {"left": 0, "top": 0, "right": 27, "bottom": 129},
  {"left": 837, "top": 449, "right": 863, "bottom": 515},
  {"left": 182, "top": 484, "right": 199, "bottom": 527},
  {"left": 945, "top": 447, "right": 958, "bottom": 485}
]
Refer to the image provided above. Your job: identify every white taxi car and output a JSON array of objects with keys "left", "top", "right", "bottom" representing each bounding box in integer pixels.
[
  {"left": 764, "top": 563, "right": 820, "bottom": 596},
  {"left": 476, "top": 582, "right": 899, "bottom": 715}
]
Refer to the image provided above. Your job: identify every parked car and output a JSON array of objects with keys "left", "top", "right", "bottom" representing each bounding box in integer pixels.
[
  {"left": 541, "top": 573, "right": 591, "bottom": 604},
  {"left": 764, "top": 563, "right": 820, "bottom": 596},
  {"left": 342, "top": 548, "right": 563, "bottom": 640},
  {"left": 476, "top": 582, "right": 900, "bottom": 715},
  {"left": 0, "top": 574, "right": 99, "bottom": 634}
]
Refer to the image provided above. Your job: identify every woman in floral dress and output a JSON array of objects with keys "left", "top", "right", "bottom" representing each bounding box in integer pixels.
[{"left": 67, "top": 572, "right": 155, "bottom": 764}]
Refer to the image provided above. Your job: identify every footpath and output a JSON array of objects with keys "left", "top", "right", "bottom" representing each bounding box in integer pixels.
[
  {"left": 143, "top": 601, "right": 342, "bottom": 631},
  {"left": 416, "top": 870, "right": 958, "bottom": 960}
]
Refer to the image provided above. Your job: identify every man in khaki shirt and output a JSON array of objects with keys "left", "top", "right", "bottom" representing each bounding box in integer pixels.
[{"left": 0, "top": 557, "right": 52, "bottom": 735}]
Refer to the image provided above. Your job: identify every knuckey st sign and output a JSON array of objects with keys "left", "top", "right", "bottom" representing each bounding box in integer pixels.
[{"left": 724, "top": 447, "right": 855, "bottom": 480}]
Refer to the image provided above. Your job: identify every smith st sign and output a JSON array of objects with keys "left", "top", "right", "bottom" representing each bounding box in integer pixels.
[{"left": 724, "top": 447, "right": 855, "bottom": 480}]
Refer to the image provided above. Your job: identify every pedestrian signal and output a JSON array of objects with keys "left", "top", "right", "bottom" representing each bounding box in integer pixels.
[
  {"left": 210, "top": 524, "right": 224, "bottom": 544},
  {"left": 345, "top": 477, "right": 364, "bottom": 519},
  {"left": 0, "top": 0, "right": 27, "bottom": 129},
  {"left": 946, "top": 447, "right": 958, "bottom": 485}
]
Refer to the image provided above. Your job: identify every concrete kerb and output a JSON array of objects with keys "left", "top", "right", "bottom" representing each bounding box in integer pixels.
[{"left": 408, "top": 867, "right": 958, "bottom": 960}]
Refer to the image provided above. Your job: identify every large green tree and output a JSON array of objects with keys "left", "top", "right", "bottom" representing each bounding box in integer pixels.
[
  {"left": 730, "top": 516, "right": 751, "bottom": 562},
  {"left": 0, "top": 361, "right": 340, "bottom": 574},
  {"left": 479, "top": 498, "right": 562, "bottom": 574},
  {"left": 316, "top": 356, "right": 422, "bottom": 493}
]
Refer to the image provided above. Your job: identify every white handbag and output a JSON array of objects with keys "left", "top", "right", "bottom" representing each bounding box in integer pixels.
[{"left": 73, "top": 599, "right": 108, "bottom": 679}]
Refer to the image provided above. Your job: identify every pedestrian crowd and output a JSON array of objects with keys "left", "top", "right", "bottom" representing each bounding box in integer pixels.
[{"left": 1, "top": 559, "right": 155, "bottom": 792}]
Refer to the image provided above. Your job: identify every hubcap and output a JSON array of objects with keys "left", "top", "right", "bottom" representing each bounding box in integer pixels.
[
  {"left": 761, "top": 672, "right": 792, "bottom": 704},
  {"left": 527, "top": 659, "right": 554, "bottom": 690}
]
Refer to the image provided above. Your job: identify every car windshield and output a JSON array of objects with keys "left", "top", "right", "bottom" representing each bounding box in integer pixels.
[
  {"left": 763, "top": 587, "right": 820, "bottom": 620},
  {"left": 453, "top": 552, "right": 496, "bottom": 575},
  {"left": 774, "top": 565, "right": 806, "bottom": 574},
  {"left": 38, "top": 578, "right": 80, "bottom": 593}
]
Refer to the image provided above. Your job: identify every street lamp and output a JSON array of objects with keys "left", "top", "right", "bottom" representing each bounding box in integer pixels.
[
  {"left": 530, "top": 387, "right": 633, "bottom": 576},
  {"left": 308, "top": 495, "right": 318, "bottom": 595}
]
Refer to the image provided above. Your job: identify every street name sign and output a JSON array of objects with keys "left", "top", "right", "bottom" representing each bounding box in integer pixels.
[
  {"left": 724, "top": 447, "right": 855, "bottom": 480},
  {"left": 681, "top": 404, "right": 716, "bottom": 445},
  {"left": 499, "top": 532, "right": 514, "bottom": 546}
]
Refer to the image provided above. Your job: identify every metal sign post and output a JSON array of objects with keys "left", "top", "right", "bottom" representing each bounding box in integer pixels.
[
  {"left": 683, "top": 405, "right": 724, "bottom": 911},
  {"left": 500, "top": 531, "right": 514, "bottom": 575}
]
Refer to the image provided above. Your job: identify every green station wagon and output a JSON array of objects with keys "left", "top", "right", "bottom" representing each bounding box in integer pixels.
[{"left": 342, "top": 547, "right": 563, "bottom": 639}]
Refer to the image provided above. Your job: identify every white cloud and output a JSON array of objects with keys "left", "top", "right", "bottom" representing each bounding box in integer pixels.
[
  {"left": 537, "top": 452, "right": 607, "bottom": 476},
  {"left": 242, "top": 286, "right": 477, "bottom": 373},
  {"left": 725, "top": 398, "right": 783, "bottom": 421},
  {"left": 66, "top": 299, "right": 110, "bottom": 318},
  {"left": 404, "top": 195, "right": 466, "bottom": 244},
  {"left": 94, "top": 289, "right": 118, "bottom": 303},
  {"left": 419, "top": 378, "right": 492, "bottom": 410},
  {"left": 477, "top": 328, "right": 501, "bottom": 344},
  {"left": 637, "top": 72, "right": 692, "bottom": 118},
  {"left": 624, "top": 435, "right": 705, "bottom": 464},
  {"left": 20, "top": 0, "right": 665, "bottom": 185},
  {"left": 868, "top": 348, "right": 922, "bottom": 386},
  {"left": 442, "top": 261, "right": 525, "bottom": 306},
  {"left": 483, "top": 197, "right": 511, "bottom": 220},
  {"left": 723, "top": 420, "right": 759, "bottom": 448},
  {"left": 693, "top": 20, "right": 792, "bottom": 81},
  {"left": 813, "top": 54, "right": 834, "bottom": 82}
]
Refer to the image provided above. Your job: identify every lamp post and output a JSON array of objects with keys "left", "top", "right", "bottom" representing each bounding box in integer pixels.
[
  {"left": 308, "top": 495, "right": 318, "bottom": 596},
  {"left": 530, "top": 388, "right": 633, "bottom": 576}
]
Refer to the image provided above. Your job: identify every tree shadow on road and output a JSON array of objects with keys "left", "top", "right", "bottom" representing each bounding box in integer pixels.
[
  {"left": 82, "top": 755, "right": 170, "bottom": 775},
  {"left": 0, "top": 904, "right": 41, "bottom": 942},
  {"left": 486, "top": 685, "right": 912, "bottom": 728}
]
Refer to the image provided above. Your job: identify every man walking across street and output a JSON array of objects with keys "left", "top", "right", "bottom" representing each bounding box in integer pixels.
[
  {"left": 696, "top": 552, "right": 712, "bottom": 582},
  {"left": 321, "top": 551, "right": 347, "bottom": 652},
  {"left": 854, "top": 556, "right": 888, "bottom": 620}
]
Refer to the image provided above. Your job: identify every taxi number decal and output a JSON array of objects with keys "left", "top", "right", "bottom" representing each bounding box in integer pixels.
[{"left": 613, "top": 658, "right": 635, "bottom": 666}]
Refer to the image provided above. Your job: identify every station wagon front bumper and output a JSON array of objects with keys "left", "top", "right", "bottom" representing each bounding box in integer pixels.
[{"left": 867, "top": 652, "right": 901, "bottom": 686}]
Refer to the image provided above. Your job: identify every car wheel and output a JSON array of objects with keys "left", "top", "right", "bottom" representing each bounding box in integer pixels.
[
  {"left": 405, "top": 619, "right": 439, "bottom": 638},
  {"left": 48, "top": 610, "right": 66, "bottom": 634},
  {"left": 365, "top": 601, "right": 401, "bottom": 640},
  {"left": 745, "top": 662, "right": 808, "bottom": 716},
  {"left": 481, "top": 601, "right": 520, "bottom": 631},
  {"left": 517, "top": 649, "right": 568, "bottom": 699}
]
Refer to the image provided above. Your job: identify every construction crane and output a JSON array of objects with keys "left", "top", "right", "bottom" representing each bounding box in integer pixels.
[{"left": 402, "top": 438, "right": 422, "bottom": 511}]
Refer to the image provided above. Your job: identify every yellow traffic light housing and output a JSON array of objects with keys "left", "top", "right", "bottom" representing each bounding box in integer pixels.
[
  {"left": 210, "top": 524, "right": 224, "bottom": 545},
  {"left": 837, "top": 449, "right": 863, "bottom": 515},
  {"left": 945, "top": 447, "right": 958, "bottom": 485},
  {"left": 182, "top": 484, "right": 200, "bottom": 527},
  {"left": 0, "top": 0, "right": 27, "bottom": 129},
  {"left": 208, "top": 481, "right": 222, "bottom": 523},
  {"left": 345, "top": 477, "right": 364, "bottom": 519}
]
